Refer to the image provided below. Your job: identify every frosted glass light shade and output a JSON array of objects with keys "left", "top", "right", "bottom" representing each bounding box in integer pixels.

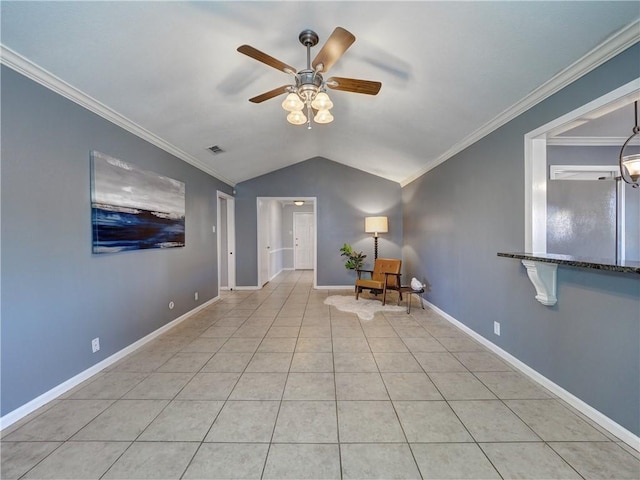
[
  {"left": 314, "top": 109, "right": 334, "bottom": 124},
  {"left": 311, "top": 92, "right": 333, "bottom": 110},
  {"left": 287, "top": 110, "right": 307, "bottom": 125},
  {"left": 622, "top": 153, "right": 640, "bottom": 180},
  {"left": 365, "top": 216, "right": 388, "bottom": 235},
  {"left": 282, "top": 93, "right": 304, "bottom": 112}
]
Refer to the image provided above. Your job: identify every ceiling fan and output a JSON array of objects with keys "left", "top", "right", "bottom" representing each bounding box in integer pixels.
[{"left": 237, "top": 27, "right": 382, "bottom": 127}]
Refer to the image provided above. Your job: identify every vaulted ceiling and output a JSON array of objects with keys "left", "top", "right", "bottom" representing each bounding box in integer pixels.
[{"left": 1, "top": 1, "right": 638, "bottom": 186}]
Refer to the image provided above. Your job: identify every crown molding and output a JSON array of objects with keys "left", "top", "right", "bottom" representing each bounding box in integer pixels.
[
  {"left": 0, "top": 45, "right": 236, "bottom": 187},
  {"left": 546, "top": 136, "right": 629, "bottom": 147},
  {"left": 401, "top": 20, "right": 640, "bottom": 187}
]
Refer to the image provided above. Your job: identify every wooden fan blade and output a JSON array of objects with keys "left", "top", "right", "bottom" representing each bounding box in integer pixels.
[
  {"left": 312, "top": 27, "right": 355, "bottom": 73},
  {"left": 237, "top": 45, "right": 296, "bottom": 74},
  {"left": 326, "top": 77, "right": 382, "bottom": 95},
  {"left": 249, "top": 85, "right": 290, "bottom": 103}
]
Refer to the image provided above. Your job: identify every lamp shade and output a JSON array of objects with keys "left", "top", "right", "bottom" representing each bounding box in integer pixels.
[
  {"left": 314, "top": 109, "right": 334, "bottom": 124},
  {"left": 622, "top": 153, "right": 640, "bottom": 181},
  {"left": 365, "top": 216, "right": 388, "bottom": 235},
  {"left": 282, "top": 93, "right": 304, "bottom": 112},
  {"left": 287, "top": 110, "right": 307, "bottom": 125},
  {"left": 311, "top": 92, "right": 334, "bottom": 110}
]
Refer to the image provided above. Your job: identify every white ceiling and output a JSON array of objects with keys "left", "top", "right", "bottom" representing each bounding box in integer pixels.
[{"left": 1, "top": 1, "right": 638, "bottom": 185}]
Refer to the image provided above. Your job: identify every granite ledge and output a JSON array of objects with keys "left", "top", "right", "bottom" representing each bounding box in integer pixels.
[{"left": 497, "top": 252, "right": 640, "bottom": 275}]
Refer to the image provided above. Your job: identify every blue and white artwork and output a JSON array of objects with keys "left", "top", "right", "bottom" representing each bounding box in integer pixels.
[{"left": 91, "top": 151, "right": 185, "bottom": 254}]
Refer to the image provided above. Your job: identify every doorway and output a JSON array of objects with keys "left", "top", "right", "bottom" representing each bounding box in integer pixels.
[
  {"left": 257, "top": 197, "right": 317, "bottom": 288},
  {"left": 525, "top": 79, "right": 639, "bottom": 256},
  {"left": 217, "top": 191, "right": 235, "bottom": 291}
]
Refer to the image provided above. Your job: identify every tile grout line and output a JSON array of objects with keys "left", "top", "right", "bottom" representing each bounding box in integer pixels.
[{"left": 259, "top": 277, "right": 301, "bottom": 480}]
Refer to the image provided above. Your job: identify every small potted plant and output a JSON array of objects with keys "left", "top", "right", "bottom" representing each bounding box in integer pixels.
[{"left": 340, "top": 243, "right": 367, "bottom": 271}]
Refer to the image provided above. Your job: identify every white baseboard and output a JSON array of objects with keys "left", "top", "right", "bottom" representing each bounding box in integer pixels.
[
  {"left": 0, "top": 296, "right": 220, "bottom": 431},
  {"left": 316, "top": 285, "right": 354, "bottom": 290},
  {"left": 269, "top": 269, "right": 284, "bottom": 282},
  {"left": 233, "top": 285, "right": 261, "bottom": 291},
  {"left": 423, "top": 299, "right": 640, "bottom": 452}
]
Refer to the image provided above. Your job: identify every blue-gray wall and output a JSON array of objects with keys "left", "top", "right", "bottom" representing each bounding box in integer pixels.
[
  {"left": 402, "top": 44, "right": 640, "bottom": 435},
  {"left": 235, "top": 158, "right": 403, "bottom": 286},
  {"left": 1, "top": 66, "right": 233, "bottom": 416}
]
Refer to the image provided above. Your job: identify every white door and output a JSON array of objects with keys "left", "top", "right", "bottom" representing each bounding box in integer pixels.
[
  {"left": 257, "top": 199, "right": 270, "bottom": 286},
  {"left": 217, "top": 192, "right": 236, "bottom": 291},
  {"left": 294, "top": 212, "right": 314, "bottom": 270}
]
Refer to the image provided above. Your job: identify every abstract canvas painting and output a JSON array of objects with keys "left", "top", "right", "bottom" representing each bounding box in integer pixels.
[{"left": 91, "top": 151, "right": 185, "bottom": 253}]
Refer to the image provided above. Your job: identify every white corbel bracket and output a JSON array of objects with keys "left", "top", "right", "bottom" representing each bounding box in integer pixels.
[{"left": 521, "top": 260, "right": 558, "bottom": 306}]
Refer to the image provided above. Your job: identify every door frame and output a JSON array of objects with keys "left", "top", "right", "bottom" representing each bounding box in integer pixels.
[
  {"left": 217, "top": 191, "right": 236, "bottom": 293},
  {"left": 524, "top": 79, "right": 639, "bottom": 253},
  {"left": 257, "top": 197, "right": 318, "bottom": 288},
  {"left": 257, "top": 198, "right": 271, "bottom": 287}
]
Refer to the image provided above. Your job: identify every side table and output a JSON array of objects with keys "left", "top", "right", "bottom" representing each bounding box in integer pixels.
[{"left": 398, "top": 286, "right": 425, "bottom": 314}]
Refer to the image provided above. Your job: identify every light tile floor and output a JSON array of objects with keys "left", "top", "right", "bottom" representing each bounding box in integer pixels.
[{"left": 2, "top": 270, "right": 639, "bottom": 479}]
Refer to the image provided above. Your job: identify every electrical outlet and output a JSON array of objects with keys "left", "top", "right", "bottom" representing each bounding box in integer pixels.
[
  {"left": 194, "top": 292, "right": 199, "bottom": 301},
  {"left": 494, "top": 321, "right": 501, "bottom": 336},
  {"left": 91, "top": 337, "right": 100, "bottom": 353},
  {"left": 169, "top": 301, "right": 175, "bottom": 310}
]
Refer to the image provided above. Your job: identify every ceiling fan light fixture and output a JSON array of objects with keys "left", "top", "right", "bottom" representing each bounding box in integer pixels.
[
  {"left": 287, "top": 110, "right": 307, "bottom": 125},
  {"left": 311, "top": 91, "right": 333, "bottom": 110},
  {"left": 282, "top": 92, "right": 304, "bottom": 112},
  {"left": 314, "top": 109, "right": 334, "bottom": 124},
  {"left": 239, "top": 27, "right": 381, "bottom": 128}
]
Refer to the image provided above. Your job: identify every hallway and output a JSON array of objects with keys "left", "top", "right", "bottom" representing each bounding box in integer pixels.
[{"left": 2, "top": 271, "right": 638, "bottom": 479}]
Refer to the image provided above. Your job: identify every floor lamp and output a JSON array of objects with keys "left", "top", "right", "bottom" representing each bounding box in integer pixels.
[{"left": 365, "top": 216, "right": 388, "bottom": 259}]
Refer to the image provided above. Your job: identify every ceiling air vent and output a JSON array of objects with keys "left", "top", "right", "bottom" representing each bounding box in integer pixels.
[{"left": 207, "top": 145, "right": 224, "bottom": 155}]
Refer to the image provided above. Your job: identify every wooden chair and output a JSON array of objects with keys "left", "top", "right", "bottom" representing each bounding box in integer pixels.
[{"left": 355, "top": 258, "right": 402, "bottom": 306}]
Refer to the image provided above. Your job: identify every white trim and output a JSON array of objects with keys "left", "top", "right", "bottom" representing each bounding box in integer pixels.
[
  {"left": 316, "top": 285, "right": 354, "bottom": 290},
  {"left": 525, "top": 79, "right": 640, "bottom": 253},
  {"left": 233, "top": 285, "right": 261, "bottom": 291},
  {"left": 269, "top": 268, "right": 285, "bottom": 282},
  {"left": 0, "top": 45, "right": 235, "bottom": 187},
  {"left": 0, "top": 296, "right": 220, "bottom": 431},
  {"left": 618, "top": 179, "right": 627, "bottom": 261},
  {"left": 423, "top": 298, "right": 640, "bottom": 452},
  {"left": 550, "top": 164, "right": 621, "bottom": 180},
  {"left": 400, "top": 19, "right": 640, "bottom": 187},
  {"left": 547, "top": 136, "right": 629, "bottom": 147},
  {"left": 528, "top": 138, "right": 548, "bottom": 253}
]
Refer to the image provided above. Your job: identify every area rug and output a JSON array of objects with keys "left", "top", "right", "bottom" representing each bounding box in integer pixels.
[{"left": 324, "top": 295, "right": 405, "bottom": 321}]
